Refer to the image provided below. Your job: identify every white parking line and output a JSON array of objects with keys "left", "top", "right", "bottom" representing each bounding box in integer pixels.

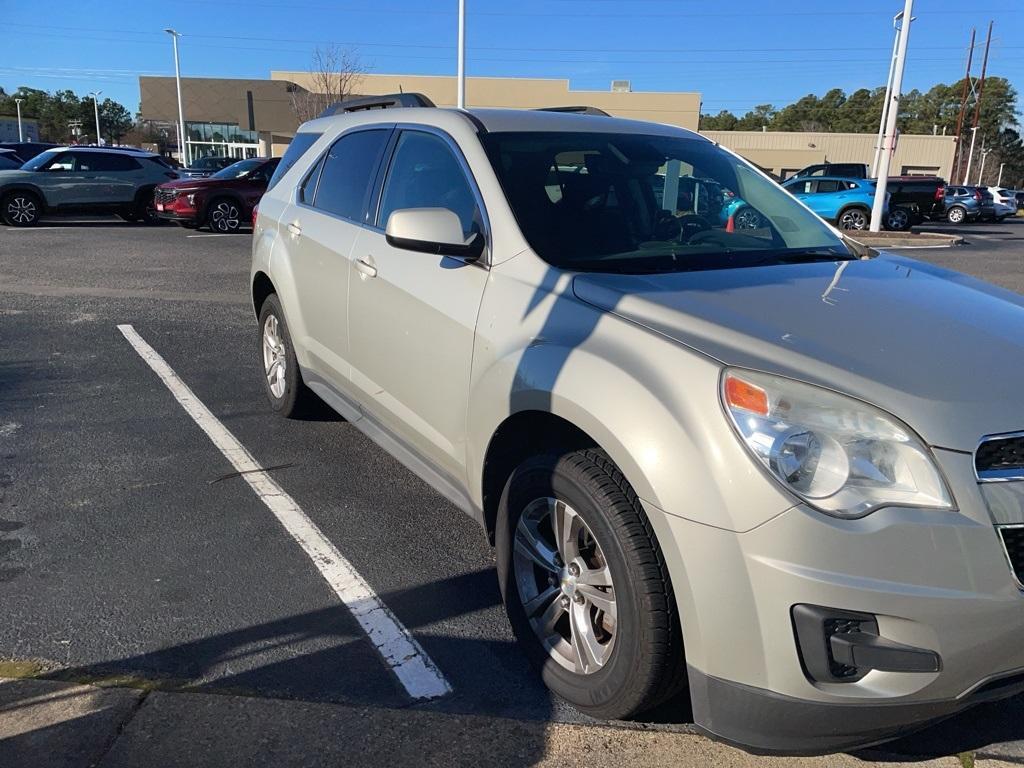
[{"left": 117, "top": 323, "right": 452, "bottom": 701}]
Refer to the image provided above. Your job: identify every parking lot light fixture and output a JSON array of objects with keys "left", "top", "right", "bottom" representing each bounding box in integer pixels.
[
  {"left": 978, "top": 148, "right": 992, "bottom": 186},
  {"left": 997, "top": 162, "right": 1005, "bottom": 187},
  {"left": 89, "top": 91, "right": 102, "bottom": 145},
  {"left": 165, "top": 28, "right": 189, "bottom": 167},
  {"left": 870, "top": 0, "right": 914, "bottom": 232},
  {"left": 457, "top": 0, "right": 466, "bottom": 109},
  {"left": 14, "top": 98, "right": 24, "bottom": 142}
]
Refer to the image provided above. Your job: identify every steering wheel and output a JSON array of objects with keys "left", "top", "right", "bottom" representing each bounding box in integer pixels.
[{"left": 675, "top": 214, "right": 712, "bottom": 242}]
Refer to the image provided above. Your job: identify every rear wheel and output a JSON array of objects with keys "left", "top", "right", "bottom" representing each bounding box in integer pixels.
[
  {"left": 2, "top": 191, "right": 42, "bottom": 227},
  {"left": 837, "top": 206, "right": 869, "bottom": 230},
  {"left": 133, "top": 190, "right": 162, "bottom": 225},
  {"left": 947, "top": 206, "right": 966, "bottom": 224},
  {"left": 208, "top": 198, "right": 241, "bottom": 233},
  {"left": 885, "top": 207, "right": 911, "bottom": 231},
  {"left": 496, "top": 449, "right": 687, "bottom": 719},
  {"left": 257, "top": 294, "right": 314, "bottom": 418}
]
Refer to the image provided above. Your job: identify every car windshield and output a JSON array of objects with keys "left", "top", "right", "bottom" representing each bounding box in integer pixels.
[
  {"left": 20, "top": 149, "right": 62, "bottom": 171},
  {"left": 482, "top": 131, "right": 851, "bottom": 274},
  {"left": 211, "top": 159, "right": 264, "bottom": 179}
]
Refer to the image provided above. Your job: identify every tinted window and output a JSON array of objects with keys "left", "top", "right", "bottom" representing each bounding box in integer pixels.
[
  {"left": 483, "top": 131, "right": 847, "bottom": 274},
  {"left": 314, "top": 129, "right": 391, "bottom": 221},
  {"left": 211, "top": 159, "right": 265, "bottom": 179},
  {"left": 378, "top": 131, "right": 480, "bottom": 237},
  {"left": 816, "top": 180, "right": 841, "bottom": 193},
  {"left": 267, "top": 131, "right": 322, "bottom": 191},
  {"left": 44, "top": 152, "right": 75, "bottom": 171},
  {"left": 80, "top": 153, "right": 141, "bottom": 172}
]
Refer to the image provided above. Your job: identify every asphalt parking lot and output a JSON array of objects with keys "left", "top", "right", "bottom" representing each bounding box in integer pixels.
[{"left": 1, "top": 215, "right": 1024, "bottom": 766}]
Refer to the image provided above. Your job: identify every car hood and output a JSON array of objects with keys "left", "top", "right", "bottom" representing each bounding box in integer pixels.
[
  {"left": 572, "top": 254, "right": 1024, "bottom": 451},
  {"left": 0, "top": 170, "right": 36, "bottom": 182}
]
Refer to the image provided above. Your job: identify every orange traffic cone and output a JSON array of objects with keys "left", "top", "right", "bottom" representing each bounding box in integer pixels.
[{"left": 726, "top": 214, "right": 735, "bottom": 233}]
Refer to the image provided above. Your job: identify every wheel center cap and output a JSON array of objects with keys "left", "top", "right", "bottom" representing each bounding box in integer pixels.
[{"left": 560, "top": 570, "right": 577, "bottom": 597}]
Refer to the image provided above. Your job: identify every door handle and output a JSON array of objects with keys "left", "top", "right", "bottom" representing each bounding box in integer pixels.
[
  {"left": 354, "top": 258, "right": 378, "bottom": 278},
  {"left": 287, "top": 221, "right": 302, "bottom": 237}
]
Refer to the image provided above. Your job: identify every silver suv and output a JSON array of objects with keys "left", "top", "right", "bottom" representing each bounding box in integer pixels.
[
  {"left": 252, "top": 97, "right": 1024, "bottom": 753},
  {"left": 0, "top": 146, "right": 177, "bottom": 226}
]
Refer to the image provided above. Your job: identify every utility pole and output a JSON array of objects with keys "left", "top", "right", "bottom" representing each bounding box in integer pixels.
[
  {"left": 14, "top": 98, "right": 24, "bottom": 142},
  {"left": 89, "top": 91, "right": 103, "bottom": 145},
  {"left": 952, "top": 28, "right": 975, "bottom": 181},
  {"left": 457, "top": 0, "right": 466, "bottom": 108},
  {"left": 165, "top": 29, "right": 189, "bottom": 166},
  {"left": 870, "top": 0, "right": 913, "bottom": 232},
  {"left": 964, "top": 20, "right": 993, "bottom": 182},
  {"left": 872, "top": 16, "right": 902, "bottom": 177}
]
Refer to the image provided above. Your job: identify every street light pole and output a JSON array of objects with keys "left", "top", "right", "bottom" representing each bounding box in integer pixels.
[
  {"left": 164, "top": 28, "right": 189, "bottom": 167},
  {"left": 89, "top": 91, "right": 102, "bottom": 145},
  {"left": 457, "top": 0, "right": 466, "bottom": 108},
  {"left": 997, "top": 162, "right": 1005, "bottom": 187},
  {"left": 872, "top": 16, "right": 902, "bottom": 177},
  {"left": 977, "top": 147, "right": 991, "bottom": 186},
  {"left": 963, "top": 126, "right": 979, "bottom": 185},
  {"left": 14, "top": 98, "right": 24, "bottom": 142},
  {"left": 870, "top": 0, "right": 914, "bottom": 232}
]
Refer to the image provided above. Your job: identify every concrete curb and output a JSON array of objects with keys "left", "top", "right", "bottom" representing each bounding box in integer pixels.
[
  {"left": 0, "top": 677, "right": 974, "bottom": 768},
  {"left": 847, "top": 231, "right": 965, "bottom": 249}
]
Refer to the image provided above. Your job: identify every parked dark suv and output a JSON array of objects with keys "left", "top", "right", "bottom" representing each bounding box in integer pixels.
[
  {"left": 154, "top": 157, "right": 279, "bottom": 232},
  {"left": 179, "top": 155, "right": 238, "bottom": 178},
  {"left": 792, "top": 162, "right": 870, "bottom": 179},
  {"left": 884, "top": 175, "right": 945, "bottom": 230}
]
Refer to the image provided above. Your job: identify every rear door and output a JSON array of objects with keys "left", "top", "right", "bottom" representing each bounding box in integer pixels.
[
  {"left": 84, "top": 152, "right": 145, "bottom": 203},
  {"left": 283, "top": 127, "right": 393, "bottom": 386},
  {"left": 346, "top": 128, "right": 490, "bottom": 480}
]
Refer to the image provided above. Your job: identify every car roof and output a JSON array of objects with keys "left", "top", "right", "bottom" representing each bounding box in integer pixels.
[
  {"left": 786, "top": 175, "right": 866, "bottom": 183},
  {"left": 43, "top": 146, "right": 159, "bottom": 157},
  {"left": 302, "top": 105, "right": 706, "bottom": 142}
]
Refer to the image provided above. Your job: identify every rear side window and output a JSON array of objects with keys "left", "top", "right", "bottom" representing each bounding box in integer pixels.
[
  {"left": 816, "top": 180, "right": 841, "bottom": 193},
  {"left": 267, "top": 132, "right": 322, "bottom": 191},
  {"left": 82, "top": 153, "right": 142, "bottom": 172},
  {"left": 312, "top": 129, "right": 391, "bottom": 221}
]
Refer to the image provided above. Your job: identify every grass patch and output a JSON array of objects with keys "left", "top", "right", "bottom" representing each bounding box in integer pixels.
[
  {"left": 958, "top": 751, "right": 975, "bottom": 768},
  {"left": 0, "top": 660, "right": 44, "bottom": 678}
]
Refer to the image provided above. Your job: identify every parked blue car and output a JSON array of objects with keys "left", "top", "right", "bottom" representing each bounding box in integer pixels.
[{"left": 781, "top": 176, "right": 886, "bottom": 230}]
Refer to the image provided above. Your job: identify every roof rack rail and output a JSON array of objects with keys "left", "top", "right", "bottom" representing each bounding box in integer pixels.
[
  {"left": 535, "top": 106, "right": 610, "bottom": 116},
  {"left": 318, "top": 93, "right": 436, "bottom": 118}
]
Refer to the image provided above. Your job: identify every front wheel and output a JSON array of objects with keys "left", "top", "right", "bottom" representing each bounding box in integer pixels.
[
  {"left": 837, "top": 207, "right": 869, "bottom": 230},
  {"left": 496, "top": 449, "right": 688, "bottom": 720},
  {"left": 2, "top": 191, "right": 42, "bottom": 227},
  {"left": 208, "top": 198, "right": 242, "bottom": 233}
]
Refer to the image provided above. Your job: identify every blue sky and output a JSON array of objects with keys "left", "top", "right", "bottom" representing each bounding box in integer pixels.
[{"left": 2, "top": 0, "right": 1022, "bottom": 117}]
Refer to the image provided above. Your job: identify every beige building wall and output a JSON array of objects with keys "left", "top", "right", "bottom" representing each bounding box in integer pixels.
[
  {"left": 272, "top": 72, "right": 702, "bottom": 131},
  {"left": 701, "top": 130, "right": 958, "bottom": 180}
]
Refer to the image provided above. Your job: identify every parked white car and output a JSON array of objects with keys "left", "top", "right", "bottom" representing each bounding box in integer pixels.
[{"left": 988, "top": 187, "right": 1018, "bottom": 220}]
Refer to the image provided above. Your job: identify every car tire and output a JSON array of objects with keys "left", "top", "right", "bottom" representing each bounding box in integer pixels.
[
  {"left": 885, "top": 207, "right": 912, "bottom": 231},
  {"left": 734, "top": 206, "right": 764, "bottom": 229},
  {"left": 947, "top": 206, "right": 966, "bottom": 224},
  {"left": 134, "top": 190, "right": 162, "bottom": 226},
  {"left": 207, "top": 198, "right": 242, "bottom": 233},
  {"left": 2, "top": 191, "right": 42, "bottom": 227},
  {"left": 496, "top": 448, "right": 688, "bottom": 720},
  {"left": 837, "top": 206, "right": 870, "bottom": 231},
  {"left": 257, "top": 294, "right": 314, "bottom": 418}
]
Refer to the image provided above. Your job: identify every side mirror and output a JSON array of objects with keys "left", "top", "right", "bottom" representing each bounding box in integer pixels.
[{"left": 385, "top": 207, "right": 483, "bottom": 261}]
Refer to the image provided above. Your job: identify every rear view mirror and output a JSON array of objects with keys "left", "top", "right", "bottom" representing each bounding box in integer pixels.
[{"left": 385, "top": 208, "right": 483, "bottom": 261}]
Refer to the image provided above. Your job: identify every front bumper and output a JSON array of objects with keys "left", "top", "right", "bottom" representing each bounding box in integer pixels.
[{"left": 651, "top": 447, "right": 1024, "bottom": 753}]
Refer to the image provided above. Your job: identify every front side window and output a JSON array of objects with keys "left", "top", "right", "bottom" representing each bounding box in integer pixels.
[
  {"left": 21, "top": 149, "right": 63, "bottom": 171},
  {"left": 483, "top": 131, "right": 849, "bottom": 274},
  {"left": 377, "top": 131, "right": 480, "bottom": 238},
  {"left": 44, "top": 152, "right": 75, "bottom": 171},
  {"left": 312, "top": 129, "right": 391, "bottom": 221}
]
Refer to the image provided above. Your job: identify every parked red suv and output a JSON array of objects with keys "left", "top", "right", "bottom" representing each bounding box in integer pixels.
[{"left": 154, "top": 157, "right": 279, "bottom": 233}]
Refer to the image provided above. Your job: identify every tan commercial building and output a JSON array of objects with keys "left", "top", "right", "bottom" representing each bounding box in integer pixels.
[
  {"left": 138, "top": 72, "right": 955, "bottom": 180},
  {"left": 702, "top": 130, "right": 958, "bottom": 180}
]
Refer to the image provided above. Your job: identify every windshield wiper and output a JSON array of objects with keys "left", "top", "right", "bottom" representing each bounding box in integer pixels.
[{"left": 755, "top": 249, "right": 855, "bottom": 266}]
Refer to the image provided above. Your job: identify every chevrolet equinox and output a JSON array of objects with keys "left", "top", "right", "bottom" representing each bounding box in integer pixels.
[{"left": 251, "top": 95, "right": 1024, "bottom": 753}]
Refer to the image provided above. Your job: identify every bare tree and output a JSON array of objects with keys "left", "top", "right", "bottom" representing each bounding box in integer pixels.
[{"left": 290, "top": 45, "right": 366, "bottom": 122}]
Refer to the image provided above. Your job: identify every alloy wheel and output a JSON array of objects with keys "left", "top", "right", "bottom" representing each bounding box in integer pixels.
[
  {"left": 513, "top": 497, "right": 617, "bottom": 675},
  {"left": 887, "top": 208, "right": 909, "bottom": 231},
  {"left": 211, "top": 201, "right": 240, "bottom": 232},
  {"left": 735, "top": 207, "right": 763, "bottom": 229},
  {"left": 839, "top": 208, "right": 868, "bottom": 230},
  {"left": 6, "top": 196, "right": 38, "bottom": 225},
  {"left": 262, "top": 314, "right": 287, "bottom": 399},
  {"left": 948, "top": 207, "right": 965, "bottom": 224}
]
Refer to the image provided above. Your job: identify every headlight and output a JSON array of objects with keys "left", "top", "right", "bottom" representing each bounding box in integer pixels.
[
  {"left": 186, "top": 193, "right": 196, "bottom": 205},
  {"left": 721, "top": 369, "right": 953, "bottom": 518}
]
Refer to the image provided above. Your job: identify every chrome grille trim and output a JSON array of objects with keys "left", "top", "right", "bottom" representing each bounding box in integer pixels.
[{"left": 975, "top": 431, "right": 1024, "bottom": 483}]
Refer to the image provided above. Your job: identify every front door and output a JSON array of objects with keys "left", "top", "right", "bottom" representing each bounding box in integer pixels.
[
  {"left": 39, "top": 151, "right": 104, "bottom": 206},
  {"left": 347, "top": 129, "right": 489, "bottom": 480}
]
